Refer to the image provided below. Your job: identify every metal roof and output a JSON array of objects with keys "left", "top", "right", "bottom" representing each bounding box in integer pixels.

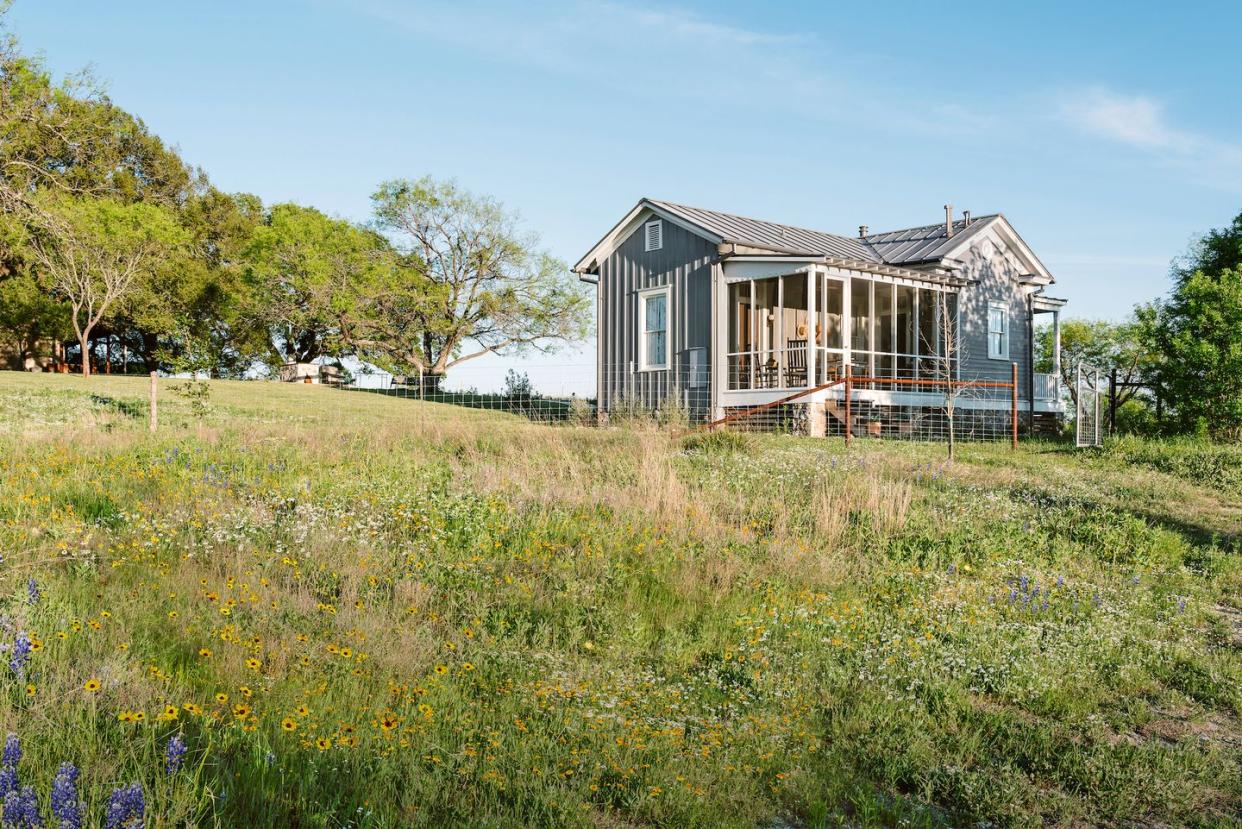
[
  {"left": 648, "top": 199, "right": 882, "bottom": 262},
  {"left": 861, "top": 215, "right": 999, "bottom": 264},
  {"left": 573, "top": 198, "right": 1034, "bottom": 281}
]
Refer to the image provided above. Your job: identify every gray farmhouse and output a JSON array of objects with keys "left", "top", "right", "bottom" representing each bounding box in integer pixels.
[{"left": 574, "top": 199, "right": 1067, "bottom": 436}]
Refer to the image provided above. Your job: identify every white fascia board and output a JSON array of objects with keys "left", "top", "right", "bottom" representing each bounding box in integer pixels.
[{"left": 937, "top": 215, "right": 1055, "bottom": 285}]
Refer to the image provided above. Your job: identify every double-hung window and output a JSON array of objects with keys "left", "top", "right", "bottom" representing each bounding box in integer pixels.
[
  {"left": 638, "top": 286, "right": 670, "bottom": 371},
  {"left": 987, "top": 300, "right": 1009, "bottom": 360}
]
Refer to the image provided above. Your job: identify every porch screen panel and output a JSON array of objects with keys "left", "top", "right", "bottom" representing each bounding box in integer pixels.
[
  {"left": 823, "top": 279, "right": 843, "bottom": 348},
  {"left": 727, "top": 281, "right": 751, "bottom": 389},
  {"left": 850, "top": 278, "right": 870, "bottom": 352},
  {"left": 917, "top": 288, "right": 938, "bottom": 379},
  {"left": 754, "top": 278, "right": 778, "bottom": 388},
  {"left": 850, "top": 277, "right": 871, "bottom": 376},
  {"left": 875, "top": 284, "right": 894, "bottom": 379},
  {"left": 896, "top": 285, "right": 916, "bottom": 378}
]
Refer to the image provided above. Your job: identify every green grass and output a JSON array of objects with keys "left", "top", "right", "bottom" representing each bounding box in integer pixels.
[{"left": 0, "top": 372, "right": 1238, "bottom": 828}]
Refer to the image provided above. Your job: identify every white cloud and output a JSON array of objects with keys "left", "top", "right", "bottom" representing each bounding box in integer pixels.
[
  {"left": 1058, "top": 87, "right": 1242, "bottom": 190},
  {"left": 1060, "top": 88, "right": 1194, "bottom": 152}
]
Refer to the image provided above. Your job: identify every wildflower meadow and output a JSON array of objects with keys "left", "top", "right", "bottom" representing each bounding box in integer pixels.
[{"left": 0, "top": 373, "right": 1238, "bottom": 827}]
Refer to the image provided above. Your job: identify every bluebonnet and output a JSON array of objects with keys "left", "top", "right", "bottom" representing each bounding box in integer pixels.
[
  {"left": 26, "top": 579, "right": 39, "bottom": 607},
  {"left": 104, "top": 783, "right": 144, "bottom": 829},
  {"left": 0, "top": 734, "right": 22, "bottom": 805},
  {"left": 2, "top": 785, "right": 41, "bottom": 828},
  {"left": 3, "top": 734, "right": 21, "bottom": 768},
  {"left": 9, "top": 633, "right": 30, "bottom": 677},
  {"left": 50, "top": 762, "right": 81, "bottom": 829},
  {"left": 0, "top": 767, "right": 16, "bottom": 802},
  {"left": 165, "top": 734, "right": 187, "bottom": 774}
]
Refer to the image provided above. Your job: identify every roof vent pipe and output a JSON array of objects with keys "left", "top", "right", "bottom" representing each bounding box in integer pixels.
[
  {"left": 963, "top": 210, "right": 972, "bottom": 227},
  {"left": 944, "top": 204, "right": 954, "bottom": 237},
  {"left": 858, "top": 225, "right": 868, "bottom": 238}
]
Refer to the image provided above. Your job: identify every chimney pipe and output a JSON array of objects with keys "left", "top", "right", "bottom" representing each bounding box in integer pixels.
[
  {"left": 858, "top": 225, "right": 868, "bottom": 238},
  {"left": 944, "top": 204, "right": 954, "bottom": 237},
  {"left": 963, "top": 210, "right": 972, "bottom": 227}
]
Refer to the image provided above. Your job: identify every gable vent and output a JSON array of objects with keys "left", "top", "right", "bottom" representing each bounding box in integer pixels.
[{"left": 644, "top": 220, "right": 663, "bottom": 252}]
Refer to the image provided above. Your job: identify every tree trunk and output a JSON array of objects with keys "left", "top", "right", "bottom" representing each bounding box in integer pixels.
[
  {"left": 419, "top": 371, "right": 444, "bottom": 395},
  {"left": 79, "top": 332, "right": 91, "bottom": 378}
]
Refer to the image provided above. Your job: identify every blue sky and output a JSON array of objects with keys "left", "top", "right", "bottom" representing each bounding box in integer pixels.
[{"left": 8, "top": 0, "right": 1242, "bottom": 393}]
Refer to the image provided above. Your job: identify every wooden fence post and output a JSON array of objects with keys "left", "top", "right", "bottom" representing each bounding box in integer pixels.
[
  {"left": 1010, "top": 362, "right": 1018, "bottom": 450},
  {"left": 843, "top": 364, "right": 852, "bottom": 447},
  {"left": 149, "top": 371, "right": 158, "bottom": 433}
]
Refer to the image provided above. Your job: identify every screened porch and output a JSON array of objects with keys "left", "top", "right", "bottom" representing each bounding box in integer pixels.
[{"left": 724, "top": 269, "right": 957, "bottom": 392}]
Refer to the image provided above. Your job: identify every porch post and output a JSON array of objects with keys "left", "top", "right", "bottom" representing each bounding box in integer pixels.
[
  {"left": 1052, "top": 309, "right": 1062, "bottom": 381},
  {"left": 711, "top": 263, "right": 727, "bottom": 422},
  {"left": 805, "top": 268, "right": 817, "bottom": 387}
]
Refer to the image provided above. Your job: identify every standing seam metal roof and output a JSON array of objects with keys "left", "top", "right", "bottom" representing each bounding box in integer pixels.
[
  {"left": 648, "top": 199, "right": 883, "bottom": 262},
  {"left": 861, "top": 215, "right": 999, "bottom": 264}
]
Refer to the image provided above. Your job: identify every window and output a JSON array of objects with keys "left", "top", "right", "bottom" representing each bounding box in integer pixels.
[
  {"left": 638, "top": 287, "right": 669, "bottom": 370},
  {"left": 987, "top": 300, "right": 1009, "bottom": 360},
  {"left": 644, "top": 220, "right": 663, "bottom": 252},
  {"left": 688, "top": 347, "right": 707, "bottom": 389}
]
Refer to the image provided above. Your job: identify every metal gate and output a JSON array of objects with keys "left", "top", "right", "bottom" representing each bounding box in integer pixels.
[{"left": 1076, "top": 363, "right": 1103, "bottom": 448}]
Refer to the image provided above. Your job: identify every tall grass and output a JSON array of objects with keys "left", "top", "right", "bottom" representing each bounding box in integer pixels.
[{"left": 0, "top": 373, "right": 1238, "bottom": 828}]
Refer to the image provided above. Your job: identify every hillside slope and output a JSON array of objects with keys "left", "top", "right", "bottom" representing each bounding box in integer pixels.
[{"left": 0, "top": 374, "right": 1238, "bottom": 828}]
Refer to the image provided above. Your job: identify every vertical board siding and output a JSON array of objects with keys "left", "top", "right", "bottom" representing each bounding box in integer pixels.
[
  {"left": 595, "top": 215, "right": 717, "bottom": 418},
  {"left": 954, "top": 234, "right": 1033, "bottom": 396}
]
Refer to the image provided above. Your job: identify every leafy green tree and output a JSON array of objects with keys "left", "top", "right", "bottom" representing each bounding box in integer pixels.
[
  {"left": 1143, "top": 268, "right": 1242, "bottom": 439},
  {"left": 117, "top": 188, "right": 264, "bottom": 375},
  {"left": 241, "top": 203, "right": 390, "bottom": 368},
  {"left": 1034, "top": 317, "right": 1154, "bottom": 410},
  {"left": 1141, "top": 211, "right": 1242, "bottom": 439},
  {"left": 22, "top": 196, "right": 186, "bottom": 377},
  {"left": 0, "top": 272, "right": 69, "bottom": 368},
  {"left": 370, "top": 177, "right": 589, "bottom": 389},
  {"left": 2, "top": 6, "right": 196, "bottom": 371}
]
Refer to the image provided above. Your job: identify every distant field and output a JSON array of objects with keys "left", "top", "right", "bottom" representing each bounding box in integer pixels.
[{"left": 0, "top": 372, "right": 1238, "bottom": 828}]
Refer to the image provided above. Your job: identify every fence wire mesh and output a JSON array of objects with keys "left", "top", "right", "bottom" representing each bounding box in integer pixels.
[
  {"left": 1075, "top": 363, "right": 1104, "bottom": 448},
  {"left": 313, "top": 361, "right": 1025, "bottom": 446}
]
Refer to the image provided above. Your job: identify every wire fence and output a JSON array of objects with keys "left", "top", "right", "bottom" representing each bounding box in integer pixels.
[{"left": 319, "top": 360, "right": 1027, "bottom": 447}]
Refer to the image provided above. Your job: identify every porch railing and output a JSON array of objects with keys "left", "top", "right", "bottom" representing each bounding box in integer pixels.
[{"left": 1034, "top": 372, "right": 1060, "bottom": 401}]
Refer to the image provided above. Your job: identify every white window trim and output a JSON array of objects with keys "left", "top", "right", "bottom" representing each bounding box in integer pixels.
[
  {"left": 637, "top": 285, "right": 671, "bottom": 371},
  {"left": 987, "top": 300, "right": 1009, "bottom": 360},
  {"left": 644, "top": 220, "right": 663, "bottom": 252}
]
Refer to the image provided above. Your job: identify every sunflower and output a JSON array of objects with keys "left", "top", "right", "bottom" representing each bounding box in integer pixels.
[
  {"left": 281, "top": 717, "right": 298, "bottom": 732},
  {"left": 378, "top": 713, "right": 399, "bottom": 732},
  {"left": 198, "top": 648, "right": 212, "bottom": 658},
  {"left": 183, "top": 702, "right": 203, "bottom": 715},
  {"left": 245, "top": 658, "right": 261, "bottom": 671},
  {"left": 215, "top": 692, "right": 229, "bottom": 704},
  {"left": 84, "top": 678, "right": 102, "bottom": 693},
  {"left": 315, "top": 737, "right": 332, "bottom": 751},
  {"left": 24, "top": 685, "right": 35, "bottom": 698},
  {"left": 239, "top": 686, "right": 253, "bottom": 698},
  {"left": 295, "top": 704, "right": 310, "bottom": 717},
  {"left": 434, "top": 665, "right": 448, "bottom": 675},
  {"left": 233, "top": 704, "right": 251, "bottom": 719},
  {"left": 158, "top": 705, "right": 180, "bottom": 722}
]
